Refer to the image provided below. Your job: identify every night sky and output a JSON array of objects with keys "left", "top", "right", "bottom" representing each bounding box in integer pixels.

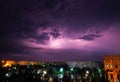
[{"left": 0, "top": 0, "right": 120, "bottom": 61}]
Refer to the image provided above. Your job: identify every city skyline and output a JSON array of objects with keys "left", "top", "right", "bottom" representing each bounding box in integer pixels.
[{"left": 0, "top": 0, "right": 120, "bottom": 61}]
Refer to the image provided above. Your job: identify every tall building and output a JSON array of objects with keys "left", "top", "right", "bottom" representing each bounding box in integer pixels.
[{"left": 104, "top": 55, "right": 120, "bottom": 82}]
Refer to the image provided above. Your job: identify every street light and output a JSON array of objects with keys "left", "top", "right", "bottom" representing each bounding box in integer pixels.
[
  {"left": 43, "top": 70, "right": 47, "bottom": 74},
  {"left": 60, "top": 68, "right": 64, "bottom": 73},
  {"left": 86, "top": 71, "right": 89, "bottom": 74},
  {"left": 70, "top": 68, "right": 74, "bottom": 71}
]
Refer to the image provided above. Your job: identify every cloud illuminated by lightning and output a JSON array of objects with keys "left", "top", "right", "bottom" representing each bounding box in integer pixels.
[{"left": 22, "top": 36, "right": 91, "bottom": 49}]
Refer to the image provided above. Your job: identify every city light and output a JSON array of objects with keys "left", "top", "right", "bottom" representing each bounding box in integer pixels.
[
  {"left": 3, "top": 63, "right": 9, "bottom": 67},
  {"left": 0, "top": 59, "right": 117, "bottom": 82},
  {"left": 60, "top": 67, "right": 64, "bottom": 73},
  {"left": 86, "top": 70, "right": 89, "bottom": 74},
  {"left": 37, "top": 69, "right": 42, "bottom": 75},
  {"left": 70, "top": 68, "right": 74, "bottom": 71},
  {"left": 58, "top": 74, "right": 63, "bottom": 79},
  {"left": 43, "top": 70, "right": 47, "bottom": 74}
]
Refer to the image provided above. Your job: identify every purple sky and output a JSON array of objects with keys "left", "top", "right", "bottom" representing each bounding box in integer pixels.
[{"left": 0, "top": 0, "right": 120, "bottom": 61}]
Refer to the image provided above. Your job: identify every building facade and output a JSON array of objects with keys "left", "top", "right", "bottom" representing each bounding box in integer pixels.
[{"left": 104, "top": 55, "right": 120, "bottom": 82}]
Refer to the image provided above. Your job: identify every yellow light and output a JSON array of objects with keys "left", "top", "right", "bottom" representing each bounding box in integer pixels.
[
  {"left": 49, "top": 77, "right": 53, "bottom": 82},
  {"left": 1, "top": 60, "right": 5, "bottom": 63},
  {"left": 3, "top": 63, "right": 10, "bottom": 67},
  {"left": 43, "top": 70, "right": 47, "bottom": 74}
]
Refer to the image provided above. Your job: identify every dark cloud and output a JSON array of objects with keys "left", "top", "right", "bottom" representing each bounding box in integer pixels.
[
  {"left": 36, "top": 32, "right": 50, "bottom": 44},
  {"left": 0, "top": 0, "right": 117, "bottom": 39},
  {"left": 0, "top": 39, "right": 24, "bottom": 55},
  {"left": 50, "top": 28, "right": 60, "bottom": 38},
  {"left": 0, "top": 0, "right": 120, "bottom": 61},
  {"left": 79, "top": 34, "right": 102, "bottom": 41}
]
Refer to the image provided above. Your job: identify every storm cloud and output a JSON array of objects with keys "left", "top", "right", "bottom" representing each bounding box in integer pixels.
[{"left": 0, "top": 0, "right": 120, "bottom": 61}]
